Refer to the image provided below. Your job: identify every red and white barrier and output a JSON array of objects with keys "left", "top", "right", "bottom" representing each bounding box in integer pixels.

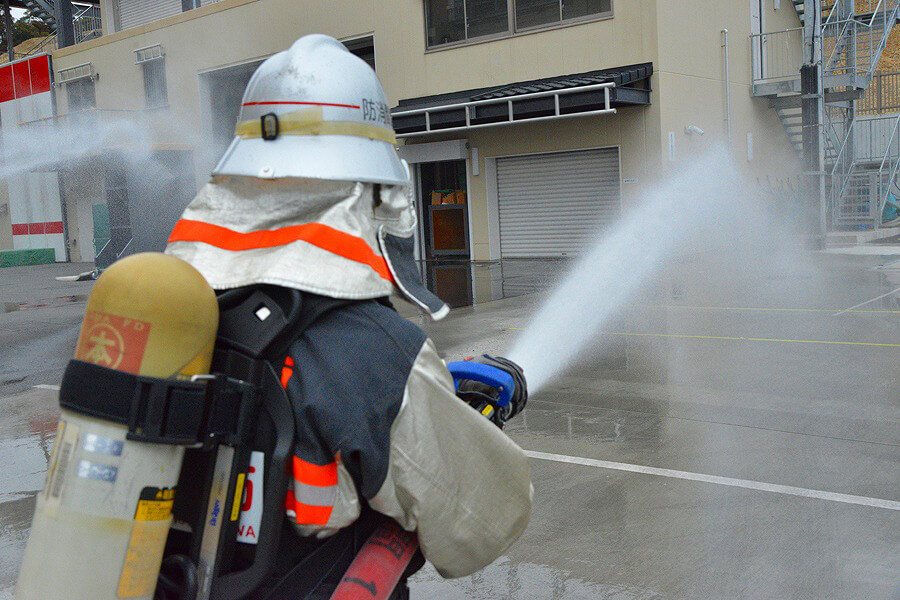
[{"left": 0, "top": 54, "right": 66, "bottom": 261}]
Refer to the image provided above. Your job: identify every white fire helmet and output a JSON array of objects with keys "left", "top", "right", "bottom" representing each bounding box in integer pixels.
[{"left": 213, "top": 34, "right": 407, "bottom": 185}]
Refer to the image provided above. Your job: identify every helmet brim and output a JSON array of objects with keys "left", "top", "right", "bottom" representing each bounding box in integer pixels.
[{"left": 213, "top": 135, "right": 410, "bottom": 186}]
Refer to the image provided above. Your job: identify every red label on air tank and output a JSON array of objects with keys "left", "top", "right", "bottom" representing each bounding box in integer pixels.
[{"left": 75, "top": 311, "right": 151, "bottom": 374}]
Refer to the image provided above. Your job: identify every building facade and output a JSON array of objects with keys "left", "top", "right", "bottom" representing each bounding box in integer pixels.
[{"left": 1, "top": 0, "right": 802, "bottom": 265}]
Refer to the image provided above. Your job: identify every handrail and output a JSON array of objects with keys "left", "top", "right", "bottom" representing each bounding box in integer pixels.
[
  {"left": 20, "top": 34, "right": 56, "bottom": 58},
  {"left": 830, "top": 118, "right": 858, "bottom": 177},
  {"left": 877, "top": 114, "right": 900, "bottom": 174}
]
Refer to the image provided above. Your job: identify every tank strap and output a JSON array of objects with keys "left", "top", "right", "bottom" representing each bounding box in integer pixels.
[{"left": 59, "top": 359, "right": 257, "bottom": 446}]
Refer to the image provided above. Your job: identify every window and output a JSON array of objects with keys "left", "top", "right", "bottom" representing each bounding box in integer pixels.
[
  {"left": 425, "top": 0, "right": 612, "bottom": 48},
  {"left": 142, "top": 59, "right": 168, "bottom": 108},
  {"left": 135, "top": 45, "right": 168, "bottom": 109},
  {"left": 343, "top": 36, "right": 376, "bottom": 71},
  {"left": 66, "top": 78, "right": 96, "bottom": 112}
]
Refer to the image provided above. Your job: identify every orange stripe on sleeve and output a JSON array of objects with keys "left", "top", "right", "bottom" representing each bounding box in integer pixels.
[
  {"left": 292, "top": 456, "right": 338, "bottom": 487},
  {"left": 168, "top": 219, "right": 393, "bottom": 281}
]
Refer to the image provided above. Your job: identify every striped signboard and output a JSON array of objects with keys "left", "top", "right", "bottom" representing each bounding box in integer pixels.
[{"left": 0, "top": 54, "right": 66, "bottom": 261}]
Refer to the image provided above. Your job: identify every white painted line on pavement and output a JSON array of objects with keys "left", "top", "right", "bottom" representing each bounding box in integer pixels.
[
  {"left": 33, "top": 384, "right": 60, "bottom": 391},
  {"left": 524, "top": 449, "right": 900, "bottom": 511},
  {"left": 833, "top": 287, "right": 900, "bottom": 316}
]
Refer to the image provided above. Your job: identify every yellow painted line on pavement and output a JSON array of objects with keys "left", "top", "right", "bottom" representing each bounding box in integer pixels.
[{"left": 503, "top": 328, "right": 899, "bottom": 347}]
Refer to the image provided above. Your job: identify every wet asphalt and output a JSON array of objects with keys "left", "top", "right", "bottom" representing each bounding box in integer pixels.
[{"left": 0, "top": 251, "right": 898, "bottom": 599}]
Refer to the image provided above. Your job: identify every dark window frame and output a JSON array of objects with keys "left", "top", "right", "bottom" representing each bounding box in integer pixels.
[
  {"left": 141, "top": 57, "right": 169, "bottom": 109},
  {"left": 343, "top": 35, "right": 376, "bottom": 72},
  {"left": 424, "top": 0, "right": 613, "bottom": 50}
]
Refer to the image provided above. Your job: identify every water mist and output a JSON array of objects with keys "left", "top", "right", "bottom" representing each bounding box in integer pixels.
[{"left": 508, "top": 149, "right": 751, "bottom": 394}]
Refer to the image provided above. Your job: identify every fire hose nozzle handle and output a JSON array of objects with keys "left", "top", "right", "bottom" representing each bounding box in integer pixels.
[
  {"left": 448, "top": 355, "right": 528, "bottom": 426},
  {"left": 447, "top": 360, "right": 515, "bottom": 408}
]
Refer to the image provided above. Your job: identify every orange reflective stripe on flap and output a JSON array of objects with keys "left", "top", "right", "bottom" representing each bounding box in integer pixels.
[
  {"left": 292, "top": 456, "right": 338, "bottom": 487},
  {"left": 285, "top": 490, "right": 333, "bottom": 526},
  {"left": 168, "top": 219, "right": 393, "bottom": 281}
]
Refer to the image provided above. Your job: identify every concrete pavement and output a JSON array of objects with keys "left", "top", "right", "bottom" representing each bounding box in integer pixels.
[{"left": 1, "top": 251, "right": 898, "bottom": 598}]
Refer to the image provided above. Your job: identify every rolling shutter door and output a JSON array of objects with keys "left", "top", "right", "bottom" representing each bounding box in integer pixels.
[
  {"left": 118, "top": 0, "right": 182, "bottom": 30},
  {"left": 497, "top": 148, "right": 621, "bottom": 257}
]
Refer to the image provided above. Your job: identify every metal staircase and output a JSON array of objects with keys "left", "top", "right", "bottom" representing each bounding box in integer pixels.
[
  {"left": 829, "top": 113, "right": 900, "bottom": 226},
  {"left": 755, "top": 0, "right": 900, "bottom": 229},
  {"left": 22, "top": 0, "right": 57, "bottom": 28},
  {"left": 16, "top": 1, "right": 102, "bottom": 59}
]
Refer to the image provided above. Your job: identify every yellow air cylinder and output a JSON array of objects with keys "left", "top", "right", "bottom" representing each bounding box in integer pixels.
[{"left": 16, "top": 253, "right": 218, "bottom": 599}]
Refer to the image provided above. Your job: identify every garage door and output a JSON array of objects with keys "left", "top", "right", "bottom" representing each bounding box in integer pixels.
[
  {"left": 497, "top": 148, "right": 621, "bottom": 257},
  {"left": 118, "top": 0, "right": 182, "bottom": 30}
]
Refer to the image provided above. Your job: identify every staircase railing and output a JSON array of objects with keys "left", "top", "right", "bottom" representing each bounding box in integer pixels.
[
  {"left": 822, "top": 0, "right": 899, "bottom": 81},
  {"left": 20, "top": 33, "right": 58, "bottom": 58},
  {"left": 859, "top": 70, "right": 900, "bottom": 115},
  {"left": 750, "top": 27, "right": 804, "bottom": 84},
  {"left": 830, "top": 114, "right": 900, "bottom": 227},
  {"left": 830, "top": 116, "right": 860, "bottom": 216},
  {"left": 17, "top": 3, "right": 102, "bottom": 59},
  {"left": 73, "top": 4, "right": 101, "bottom": 44}
]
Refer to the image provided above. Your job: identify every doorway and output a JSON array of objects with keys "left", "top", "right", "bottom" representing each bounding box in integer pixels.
[{"left": 416, "top": 160, "right": 470, "bottom": 259}]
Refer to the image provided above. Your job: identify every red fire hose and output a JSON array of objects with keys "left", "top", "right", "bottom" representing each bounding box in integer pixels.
[{"left": 329, "top": 520, "right": 417, "bottom": 600}]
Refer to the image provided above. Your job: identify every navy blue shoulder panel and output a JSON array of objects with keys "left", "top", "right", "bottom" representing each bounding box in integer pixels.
[{"left": 284, "top": 299, "right": 427, "bottom": 499}]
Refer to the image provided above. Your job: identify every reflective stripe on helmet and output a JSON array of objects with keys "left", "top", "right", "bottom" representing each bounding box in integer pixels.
[
  {"left": 234, "top": 107, "right": 397, "bottom": 144},
  {"left": 168, "top": 219, "right": 394, "bottom": 282}
]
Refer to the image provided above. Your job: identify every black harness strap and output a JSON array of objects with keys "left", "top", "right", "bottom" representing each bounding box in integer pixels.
[{"left": 58, "top": 360, "right": 255, "bottom": 447}]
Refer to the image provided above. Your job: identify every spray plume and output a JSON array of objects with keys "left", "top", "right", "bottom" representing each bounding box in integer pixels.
[{"left": 508, "top": 149, "right": 753, "bottom": 394}]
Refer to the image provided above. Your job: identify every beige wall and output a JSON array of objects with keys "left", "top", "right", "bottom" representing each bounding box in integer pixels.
[
  {"left": 54, "top": 0, "right": 657, "bottom": 120},
  {"left": 654, "top": 0, "right": 801, "bottom": 181},
  {"left": 380, "top": 0, "right": 658, "bottom": 104},
  {"left": 48, "top": 0, "right": 806, "bottom": 263}
]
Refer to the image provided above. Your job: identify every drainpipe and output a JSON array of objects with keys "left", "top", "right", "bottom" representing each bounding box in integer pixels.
[
  {"left": 3, "top": 0, "right": 13, "bottom": 63},
  {"left": 722, "top": 29, "right": 731, "bottom": 143}
]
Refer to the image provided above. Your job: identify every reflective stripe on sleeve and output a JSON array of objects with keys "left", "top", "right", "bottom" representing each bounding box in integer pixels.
[
  {"left": 292, "top": 456, "right": 338, "bottom": 487},
  {"left": 285, "top": 489, "right": 334, "bottom": 526},
  {"left": 286, "top": 456, "right": 339, "bottom": 526}
]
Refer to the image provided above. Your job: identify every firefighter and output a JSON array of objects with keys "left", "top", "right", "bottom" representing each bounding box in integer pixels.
[{"left": 165, "top": 34, "right": 532, "bottom": 597}]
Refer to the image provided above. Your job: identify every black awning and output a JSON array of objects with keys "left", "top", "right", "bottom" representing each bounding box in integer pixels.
[{"left": 392, "top": 62, "right": 652, "bottom": 136}]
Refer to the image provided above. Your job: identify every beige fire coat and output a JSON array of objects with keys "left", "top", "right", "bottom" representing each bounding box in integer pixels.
[{"left": 165, "top": 176, "right": 532, "bottom": 577}]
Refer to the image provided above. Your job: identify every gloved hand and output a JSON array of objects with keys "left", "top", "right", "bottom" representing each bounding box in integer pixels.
[{"left": 453, "top": 355, "right": 527, "bottom": 428}]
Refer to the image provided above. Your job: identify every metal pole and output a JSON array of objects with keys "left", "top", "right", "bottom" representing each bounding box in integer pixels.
[
  {"left": 722, "top": 29, "right": 731, "bottom": 143},
  {"left": 801, "top": 1, "right": 827, "bottom": 245},
  {"left": 55, "top": 0, "right": 75, "bottom": 48},
  {"left": 3, "top": 0, "right": 14, "bottom": 63}
]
